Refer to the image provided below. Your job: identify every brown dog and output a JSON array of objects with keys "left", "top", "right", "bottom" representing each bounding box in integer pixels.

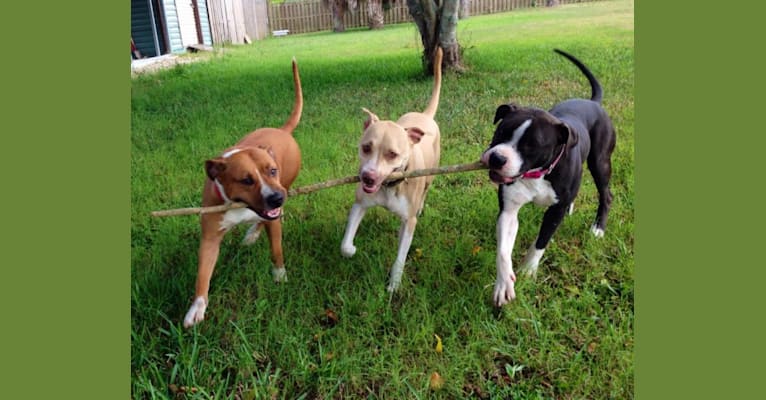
[
  {"left": 340, "top": 47, "right": 443, "bottom": 292},
  {"left": 183, "top": 59, "right": 303, "bottom": 328}
]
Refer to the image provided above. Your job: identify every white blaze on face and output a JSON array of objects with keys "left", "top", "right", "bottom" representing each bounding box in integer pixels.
[
  {"left": 221, "top": 148, "right": 243, "bottom": 158},
  {"left": 213, "top": 179, "right": 232, "bottom": 203},
  {"left": 213, "top": 148, "right": 244, "bottom": 203},
  {"left": 484, "top": 118, "right": 532, "bottom": 178}
]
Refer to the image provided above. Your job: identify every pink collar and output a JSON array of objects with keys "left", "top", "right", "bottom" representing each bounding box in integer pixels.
[
  {"left": 213, "top": 182, "right": 224, "bottom": 201},
  {"left": 514, "top": 145, "right": 566, "bottom": 180},
  {"left": 212, "top": 179, "right": 229, "bottom": 203}
]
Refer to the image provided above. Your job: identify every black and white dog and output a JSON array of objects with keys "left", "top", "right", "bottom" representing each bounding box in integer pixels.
[{"left": 480, "top": 49, "right": 616, "bottom": 307}]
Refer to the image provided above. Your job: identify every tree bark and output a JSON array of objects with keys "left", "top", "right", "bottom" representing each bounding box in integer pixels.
[
  {"left": 367, "top": 0, "right": 385, "bottom": 29},
  {"left": 406, "top": 0, "right": 464, "bottom": 74},
  {"left": 330, "top": 0, "right": 347, "bottom": 32},
  {"left": 458, "top": 0, "right": 470, "bottom": 19}
]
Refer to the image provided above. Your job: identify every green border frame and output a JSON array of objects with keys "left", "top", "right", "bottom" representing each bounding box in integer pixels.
[
  {"left": 5, "top": 0, "right": 763, "bottom": 397},
  {"left": 3, "top": 2, "right": 128, "bottom": 398},
  {"left": 636, "top": 0, "right": 763, "bottom": 398}
]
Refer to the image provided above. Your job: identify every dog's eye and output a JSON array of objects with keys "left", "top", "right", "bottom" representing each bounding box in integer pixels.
[
  {"left": 385, "top": 151, "right": 398, "bottom": 160},
  {"left": 269, "top": 168, "right": 278, "bottom": 177},
  {"left": 239, "top": 176, "right": 254, "bottom": 185},
  {"left": 361, "top": 144, "right": 372, "bottom": 154}
]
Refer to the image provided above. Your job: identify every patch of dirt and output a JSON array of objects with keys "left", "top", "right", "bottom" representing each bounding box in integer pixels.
[{"left": 130, "top": 50, "right": 219, "bottom": 77}]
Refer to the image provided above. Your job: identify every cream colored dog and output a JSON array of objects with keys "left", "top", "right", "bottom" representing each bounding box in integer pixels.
[{"left": 340, "top": 48, "right": 443, "bottom": 292}]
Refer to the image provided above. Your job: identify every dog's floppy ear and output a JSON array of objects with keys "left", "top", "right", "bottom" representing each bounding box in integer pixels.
[
  {"left": 557, "top": 121, "right": 577, "bottom": 148},
  {"left": 493, "top": 103, "right": 519, "bottom": 124},
  {"left": 406, "top": 127, "right": 426, "bottom": 144},
  {"left": 205, "top": 158, "right": 227, "bottom": 181},
  {"left": 362, "top": 107, "right": 379, "bottom": 130}
]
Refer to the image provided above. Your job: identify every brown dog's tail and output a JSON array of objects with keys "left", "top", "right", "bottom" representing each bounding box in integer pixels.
[
  {"left": 422, "top": 47, "right": 443, "bottom": 118},
  {"left": 280, "top": 57, "right": 303, "bottom": 133}
]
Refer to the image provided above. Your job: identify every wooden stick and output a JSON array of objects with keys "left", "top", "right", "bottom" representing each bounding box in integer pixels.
[{"left": 150, "top": 161, "right": 487, "bottom": 217}]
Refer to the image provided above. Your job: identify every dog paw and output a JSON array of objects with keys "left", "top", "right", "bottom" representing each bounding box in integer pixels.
[
  {"left": 568, "top": 202, "right": 575, "bottom": 216},
  {"left": 520, "top": 247, "right": 545, "bottom": 278},
  {"left": 241, "top": 225, "right": 262, "bottom": 246},
  {"left": 493, "top": 273, "right": 516, "bottom": 307},
  {"left": 183, "top": 296, "right": 207, "bottom": 328},
  {"left": 340, "top": 244, "right": 357, "bottom": 258},
  {"left": 272, "top": 267, "right": 288, "bottom": 283},
  {"left": 386, "top": 281, "right": 401, "bottom": 293},
  {"left": 590, "top": 224, "right": 604, "bottom": 238}
]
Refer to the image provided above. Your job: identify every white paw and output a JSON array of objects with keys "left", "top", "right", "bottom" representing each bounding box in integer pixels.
[
  {"left": 183, "top": 296, "right": 207, "bottom": 328},
  {"left": 591, "top": 224, "right": 604, "bottom": 238},
  {"left": 493, "top": 273, "right": 516, "bottom": 307},
  {"left": 241, "top": 225, "right": 262, "bottom": 246},
  {"left": 340, "top": 244, "right": 357, "bottom": 258},
  {"left": 387, "top": 263, "right": 405, "bottom": 293},
  {"left": 272, "top": 267, "right": 288, "bottom": 283},
  {"left": 520, "top": 247, "right": 545, "bottom": 278}
]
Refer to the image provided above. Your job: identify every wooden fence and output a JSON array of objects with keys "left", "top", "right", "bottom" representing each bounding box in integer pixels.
[
  {"left": 206, "top": 0, "right": 602, "bottom": 43},
  {"left": 267, "top": 0, "right": 600, "bottom": 35}
]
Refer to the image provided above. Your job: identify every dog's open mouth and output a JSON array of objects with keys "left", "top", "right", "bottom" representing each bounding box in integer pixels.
[
  {"left": 361, "top": 176, "right": 381, "bottom": 194},
  {"left": 489, "top": 170, "right": 515, "bottom": 185},
  {"left": 255, "top": 207, "right": 282, "bottom": 220}
]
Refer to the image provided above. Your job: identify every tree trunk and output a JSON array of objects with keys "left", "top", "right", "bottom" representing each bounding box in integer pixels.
[
  {"left": 367, "top": 0, "right": 385, "bottom": 29},
  {"left": 458, "top": 0, "right": 470, "bottom": 19},
  {"left": 546, "top": 0, "right": 560, "bottom": 6},
  {"left": 406, "top": 0, "right": 464, "bottom": 74},
  {"left": 330, "top": 0, "right": 347, "bottom": 32}
]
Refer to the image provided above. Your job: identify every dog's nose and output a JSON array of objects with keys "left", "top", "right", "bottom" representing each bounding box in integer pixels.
[
  {"left": 361, "top": 172, "right": 376, "bottom": 186},
  {"left": 266, "top": 192, "right": 284, "bottom": 208},
  {"left": 488, "top": 152, "right": 507, "bottom": 169}
]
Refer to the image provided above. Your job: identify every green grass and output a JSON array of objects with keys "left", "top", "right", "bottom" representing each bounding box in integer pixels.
[{"left": 131, "top": 1, "right": 634, "bottom": 398}]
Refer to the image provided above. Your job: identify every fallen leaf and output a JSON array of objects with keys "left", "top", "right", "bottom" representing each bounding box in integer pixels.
[
  {"left": 434, "top": 334, "right": 443, "bottom": 354},
  {"left": 587, "top": 342, "right": 597, "bottom": 354},
  {"left": 323, "top": 309, "right": 339, "bottom": 327},
  {"left": 471, "top": 245, "right": 482, "bottom": 256},
  {"left": 429, "top": 371, "right": 444, "bottom": 390},
  {"left": 179, "top": 386, "right": 198, "bottom": 394},
  {"left": 414, "top": 248, "right": 423, "bottom": 259}
]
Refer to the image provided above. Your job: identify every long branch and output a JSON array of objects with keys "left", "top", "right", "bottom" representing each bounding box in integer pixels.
[{"left": 150, "top": 161, "right": 487, "bottom": 217}]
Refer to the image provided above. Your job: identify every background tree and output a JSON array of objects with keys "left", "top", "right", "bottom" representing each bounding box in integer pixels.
[
  {"left": 459, "top": 0, "right": 470, "bottom": 19},
  {"left": 367, "top": 0, "right": 398, "bottom": 29},
  {"left": 321, "top": 0, "right": 358, "bottom": 32},
  {"left": 406, "top": 0, "right": 463, "bottom": 74},
  {"left": 367, "top": 0, "right": 385, "bottom": 29}
]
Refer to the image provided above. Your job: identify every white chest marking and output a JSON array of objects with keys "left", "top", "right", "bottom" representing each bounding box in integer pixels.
[
  {"left": 502, "top": 179, "right": 559, "bottom": 210},
  {"left": 360, "top": 187, "right": 410, "bottom": 219},
  {"left": 219, "top": 207, "right": 263, "bottom": 231}
]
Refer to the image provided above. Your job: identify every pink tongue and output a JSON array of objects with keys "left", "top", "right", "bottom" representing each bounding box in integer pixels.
[{"left": 267, "top": 208, "right": 282, "bottom": 218}]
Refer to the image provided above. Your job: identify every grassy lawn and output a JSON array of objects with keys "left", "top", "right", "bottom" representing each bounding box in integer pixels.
[{"left": 131, "top": 0, "right": 634, "bottom": 398}]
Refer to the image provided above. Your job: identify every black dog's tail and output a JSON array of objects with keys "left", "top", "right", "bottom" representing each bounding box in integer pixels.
[{"left": 554, "top": 49, "right": 603, "bottom": 103}]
